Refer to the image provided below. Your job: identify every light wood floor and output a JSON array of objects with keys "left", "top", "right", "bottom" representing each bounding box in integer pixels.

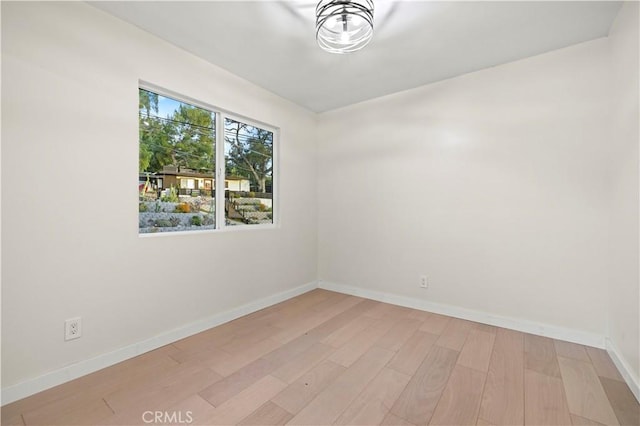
[{"left": 2, "top": 290, "right": 639, "bottom": 425}]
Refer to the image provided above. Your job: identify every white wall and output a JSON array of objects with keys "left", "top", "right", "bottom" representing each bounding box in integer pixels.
[
  {"left": 318, "top": 38, "right": 612, "bottom": 338},
  {"left": 1, "top": 1, "right": 317, "bottom": 391},
  {"left": 608, "top": 1, "right": 640, "bottom": 389}
]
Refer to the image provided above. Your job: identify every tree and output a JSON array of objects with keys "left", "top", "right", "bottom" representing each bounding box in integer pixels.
[
  {"left": 170, "top": 105, "right": 214, "bottom": 172},
  {"left": 225, "top": 120, "right": 273, "bottom": 193},
  {"left": 138, "top": 89, "right": 215, "bottom": 174},
  {"left": 138, "top": 89, "right": 158, "bottom": 172}
]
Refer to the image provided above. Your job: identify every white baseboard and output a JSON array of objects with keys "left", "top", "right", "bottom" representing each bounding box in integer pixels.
[
  {"left": 1, "top": 281, "right": 317, "bottom": 406},
  {"left": 605, "top": 338, "right": 640, "bottom": 403},
  {"left": 318, "top": 280, "right": 606, "bottom": 348}
]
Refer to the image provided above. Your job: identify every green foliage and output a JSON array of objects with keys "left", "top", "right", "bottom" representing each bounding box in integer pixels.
[
  {"left": 139, "top": 89, "right": 158, "bottom": 113},
  {"left": 234, "top": 198, "right": 261, "bottom": 205},
  {"left": 138, "top": 91, "right": 274, "bottom": 213},
  {"left": 139, "top": 203, "right": 149, "bottom": 212},
  {"left": 190, "top": 216, "right": 202, "bottom": 226},
  {"left": 171, "top": 105, "right": 215, "bottom": 171},
  {"left": 147, "top": 216, "right": 181, "bottom": 228},
  {"left": 139, "top": 143, "right": 152, "bottom": 172},
  {"left": 139, "top": 89, "right": 215, "bottom": 174},
  {"left": 148, "top": 218, "right": 172, "bottom": 227},
  {"left": 224, "top": 119, "right": 273, "bottom": 193},
  {"left": 160, "top": 187, "right": 179, "bottom": 202}
]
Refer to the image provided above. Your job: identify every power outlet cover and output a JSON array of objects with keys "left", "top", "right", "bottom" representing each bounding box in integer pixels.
[{"left": 65, "top": 317, "right": 82, "bottom": 341}]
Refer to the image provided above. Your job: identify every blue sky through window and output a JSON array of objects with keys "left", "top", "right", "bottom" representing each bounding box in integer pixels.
[{"left": 157, "top": 95, "right": 183, "bottom": 118}]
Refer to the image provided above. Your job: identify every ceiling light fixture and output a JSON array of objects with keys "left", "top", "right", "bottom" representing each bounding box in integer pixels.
[{"left": 316, "top": 0, "right": 374, "bottom": 54}]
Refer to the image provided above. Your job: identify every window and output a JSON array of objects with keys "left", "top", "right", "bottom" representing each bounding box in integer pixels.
[
  {"left": 224, "top": 118, "right": 274, "bottom": 226},
  {"left": 138, "top": 87, "right": 276, "bottom": 234}
]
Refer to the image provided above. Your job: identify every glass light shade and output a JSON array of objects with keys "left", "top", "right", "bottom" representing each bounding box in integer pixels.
[{"left": 316, "top": 0, "right": 374, "bottom": 54}]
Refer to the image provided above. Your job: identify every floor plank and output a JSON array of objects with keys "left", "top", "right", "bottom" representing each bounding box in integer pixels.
[
  {"left": 334, "top": 367, "right": 411, "bottom": 425},
  {"left": 381, "top": 412, "right": 416, "bottom": 425},
  {"left": 375, "top": 318, "right": 422, "bottom": 352},
  {"left": 585, "top": 347, "right": 625, "bottom": 382},
  {"left": 308, "top": 299, "right": 379, "bottom": 341},
  {"left": 557, "top": 356, "right": 619, "bottom": 425},
  {"left": 429, "top": 365, "right": 486, "bottom": 425},
  {"left": 406, "top": 308, "right": 432, "bottom": 322},
  {"left": 270, "top": 342, "right": 334, "bottom": 384},
  {"left": 170, "top": 344, "right": 232, "bottom": 366},
  {"left": 198, "top": 358, "right": 276, "bottom": 407},
  {"left": 387, "top": 330, "right": 439, "bottom": 376},
  {"left": 157, "top": 394, "right": 216, "bottom": 426},
  {"left": 286, "top": 346, "right": 395, "bottom": 424},
  {"left": 2, "top": 414, "right": 25, "bottom": 426},
  {"left": 418, "top": 313, "right": 451, "bottom": 335},
  {"left": 524, "top": 334, "right": 561, "bottom": 378},
  {"left": 24, "top": 397, "right": 113, "bottom": 426},
  {"left": 599, "top": 376, "right": 640, "bottom": 426},
  {"left": 203, "top": 375, "right": 288, "bottom": 425},
  {"left": 478, "top": 328, "right": 525, "bottom": 426},
  {"left": 271, "top": 360, "right": 345, "bottom": 414},
  {"left": 435, "top": 318, "right": 474, "bottom": 351},
  {"left": 524, "top": 369, "right": 572, "bottom": 425},
  {"left": 474, "top": 323, "right": 498, "bottom": 335},
  {"left": 221, "top": 324, "right": 282, "bottom": 354},
  {"left": 261, "top": 333, "right": 318, "bottom": 365},
  {"left": 238, "top": 401, "right": 293, "bottom": 425},
  {"left": 106, "top": 363, "right": 221, "bottom": 409},
  {"left": 389, "top": 345, "right": 459, "bottom": 425},
  {"left": 570, "top": 414, "right": 605, "bottom": 425},
  {"left": 207, "top": 338, "right": 282, "bottom": 377},
  {"left": 553, "top": 340, "right": 591, "bottom": 362},
  {"left": 457, "top": 329, "right": 496, "bottom": 372},
  {"left": 328, "top": 317, "right": 398, "bottom": 367},
  {"left": 320, "top": 315, "right": 374, "bottom": 348}
]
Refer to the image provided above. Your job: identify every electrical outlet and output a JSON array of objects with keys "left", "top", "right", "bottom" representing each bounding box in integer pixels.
[
  {"left": 65, "top": 317, "right": 82, "bottom": 341},
  {"left": 420, "top": 275, "right": 428, "bottom": 289}
]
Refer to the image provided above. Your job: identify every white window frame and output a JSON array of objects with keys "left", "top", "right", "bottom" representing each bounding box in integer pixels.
[{"left": 139, "top": 81, "right": 279, "bottom": 236}]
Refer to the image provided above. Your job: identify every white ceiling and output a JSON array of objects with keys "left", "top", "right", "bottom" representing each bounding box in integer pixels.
[{"left": 91, "top": 1, "right": 622, "bottom": 112}]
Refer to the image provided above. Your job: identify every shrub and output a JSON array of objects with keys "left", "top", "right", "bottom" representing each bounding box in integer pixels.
[
  {"left": 139, "top": 203, "right": 148, "bottom": 212},
  {"left": 150, "top": 219, "right": 172, "bottom": 227},
  {"left": 174, "top": 202, "right": 191, "bottom": 213},
  {"left": 169, "top": 216, "right": 181, "bottom": 227},
  {"left": 190, "top": 216, "right": 202, "bottom": 226},
  {"left": 161, "top": 186, "right": 179, "bottom": 203}
]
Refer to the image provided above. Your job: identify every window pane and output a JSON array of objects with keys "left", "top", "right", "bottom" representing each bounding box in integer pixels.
[
  {"left": 224, "top": 118, "right": 274, "bottom": 226},
  {"left": 139, "top": 88, "right": 216, "bottom": 233}
]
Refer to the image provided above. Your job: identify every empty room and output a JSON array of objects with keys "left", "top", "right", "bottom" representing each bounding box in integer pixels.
[{"left": 1, "top": 1, "right": 639, "bottom": 425}]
